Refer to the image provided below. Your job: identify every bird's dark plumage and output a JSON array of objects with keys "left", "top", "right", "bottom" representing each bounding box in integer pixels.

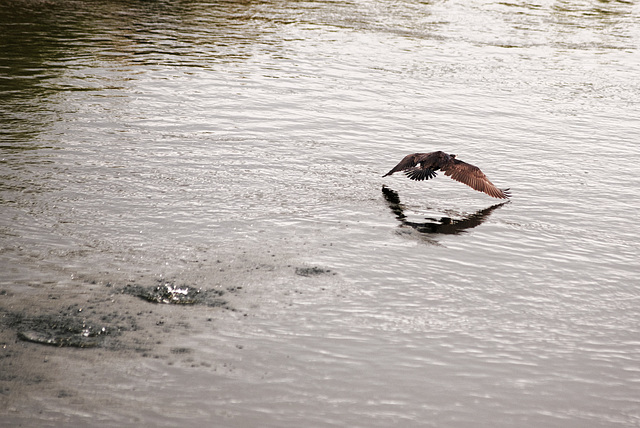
[{"left": 382, "top": 151, "right": 510, "bottom": 199}]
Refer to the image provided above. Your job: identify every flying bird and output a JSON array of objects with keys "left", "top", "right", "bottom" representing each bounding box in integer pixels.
[{"left": 383, "top": 151, "right": 510, "bottom": 199}]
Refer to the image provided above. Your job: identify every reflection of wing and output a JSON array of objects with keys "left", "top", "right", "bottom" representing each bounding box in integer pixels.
[
  {"left": 442, "top": 159, "right": 511, "bottom": 199},
  {"left": 381, "top": 185, "right": 508, "bottom": 237},
  {"left": 442, "top": 202, "right": 507, "bottom": 233},
  {"left": 381, "top": 185, "right": 401, "bottom": 204},
  {"left": 381, "top": 185, "right": 405, "bottom": 220}
]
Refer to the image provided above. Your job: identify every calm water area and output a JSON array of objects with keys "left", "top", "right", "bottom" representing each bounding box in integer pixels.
[{"left": 1, "top": 0, "right": 640, "bottom": 426}]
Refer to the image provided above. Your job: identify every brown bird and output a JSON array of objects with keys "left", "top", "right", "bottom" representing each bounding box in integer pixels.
[{"left": 383, "top": 151, "right": 510, "bottom": 199}]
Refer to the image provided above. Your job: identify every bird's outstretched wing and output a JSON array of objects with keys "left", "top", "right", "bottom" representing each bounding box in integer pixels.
[
  {"left": 382, "top": 153, "right": 425, "bottom": 177},
  {"left": 441, "top": 159, "right": 510, "bottom": 199}
]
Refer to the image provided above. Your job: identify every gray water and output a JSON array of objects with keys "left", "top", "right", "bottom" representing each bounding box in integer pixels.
[{"left": 1, "top": 0, "right": 640, "bottom": 426}]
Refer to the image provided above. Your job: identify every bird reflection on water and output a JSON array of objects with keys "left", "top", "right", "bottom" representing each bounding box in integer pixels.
[{"left": 381, "top": 185, "right": 508, "bottom": 241}]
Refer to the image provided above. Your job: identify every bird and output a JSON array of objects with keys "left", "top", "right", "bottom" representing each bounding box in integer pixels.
[{"left": 382, "top": 151, "right": 510, "bottom": 199}]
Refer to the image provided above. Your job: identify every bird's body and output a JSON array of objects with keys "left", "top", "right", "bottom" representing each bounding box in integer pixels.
[{"left": 383, "top": 151, "right": 510, "bottom": 199}]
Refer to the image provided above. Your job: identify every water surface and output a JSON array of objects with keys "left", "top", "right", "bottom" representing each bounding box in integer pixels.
[{"left": 1, "top": 0, "right": 640, "bottom": 426}]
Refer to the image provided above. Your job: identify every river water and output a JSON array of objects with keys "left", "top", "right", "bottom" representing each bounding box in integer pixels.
[{"left": 1, "top": 0, "right": 639, "bottom": 426}]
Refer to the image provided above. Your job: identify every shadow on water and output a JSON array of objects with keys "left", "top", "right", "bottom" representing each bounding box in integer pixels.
[{"left": 382, "top": 185, "right": 507, "bottom": 243}]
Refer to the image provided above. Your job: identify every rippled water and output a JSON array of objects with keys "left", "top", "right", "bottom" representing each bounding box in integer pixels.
[{"left": 1, "top": 0, "right": 640, "bottom": 426}]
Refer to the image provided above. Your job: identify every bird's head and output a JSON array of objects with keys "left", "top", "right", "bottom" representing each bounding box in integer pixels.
[{"left": 449, "top": 153, "right": 457, "bottom": 159}]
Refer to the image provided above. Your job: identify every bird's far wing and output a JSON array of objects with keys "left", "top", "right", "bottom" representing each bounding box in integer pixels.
[
  {"left": 442, "top": 159, "right": 511, "bottom": 199},
  {"left": 382, "top": 153, "right": 423, "bottom": 177},
  {"left": 405, "top": 167, "right": 438, "bottom": 181}
]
